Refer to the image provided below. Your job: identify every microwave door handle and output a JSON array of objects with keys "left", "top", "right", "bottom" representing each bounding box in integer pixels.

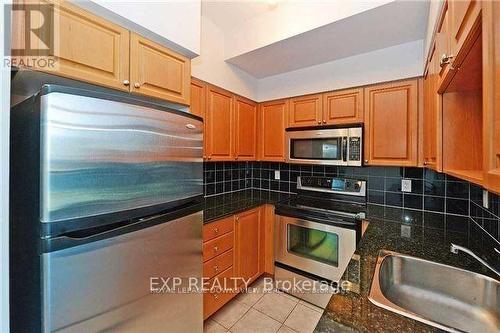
[{"left": 342, "top": 137, "right": 348, "bottom": 162}]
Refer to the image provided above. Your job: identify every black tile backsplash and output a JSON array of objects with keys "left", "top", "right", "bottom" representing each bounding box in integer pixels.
[{"left": 204, "top": 161, "right": 500, "bottom": 251}]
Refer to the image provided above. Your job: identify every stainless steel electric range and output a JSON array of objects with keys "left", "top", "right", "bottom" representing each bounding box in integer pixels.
[{"left": 274, "top": 176, "right": 367, "bottom": 308}]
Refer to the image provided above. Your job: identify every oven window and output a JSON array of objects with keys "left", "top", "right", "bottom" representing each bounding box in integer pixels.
[
  {"left": 287, "top": 224, "right": 339, "bottom": 267},
  {"left": 290, "top": 138, "right": 341, "bottom": 160}
]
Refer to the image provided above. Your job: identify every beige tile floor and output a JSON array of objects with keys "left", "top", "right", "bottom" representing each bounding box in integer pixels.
[{"left": 204, "top": 278, "right": 323, "bottom": 333}]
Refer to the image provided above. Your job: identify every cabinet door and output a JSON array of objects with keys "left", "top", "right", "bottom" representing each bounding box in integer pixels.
[
  {"left": 11, "top": 0, "right": 130, "bottom": 91},
  {"left": 205, "top": 85, "right": 234, "bottom": 161},
  {"left": 449, "top": 0, "right": 481, "bottom": 65},
  {"left": 483, "top": 0, "right": 500, "bottom": 193},
  {"left": 234, "top": 96, "right": 257, "bottom": 160},
  {"left": 436, "top": 2, "right": 451, "bottom": 87},
  {"left": 288, "top": 94, "right": 322, "bottom": 127},
  {"left": 364, "top": 79, "right": 418, "bottom": 166},
  {"left": 423, "top": 45, "right": 442, "bottom": 171},
  {"left": 190, "top": 78, "right": 206, "bottom": 118},
  {"left": 323, "top": 88, "right": 363, "bottom": 125},
  {"left": 234, "top": 208, "right": 262, "bottom": 283},
  {"left": 259, "top": 100, "right": 288, "bottom": 161},
  {"left": 130, "top": 33, "right": 190, "bottom": 105}
]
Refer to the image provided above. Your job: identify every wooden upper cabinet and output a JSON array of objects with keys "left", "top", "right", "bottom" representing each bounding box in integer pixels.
[
  {"left": 234, "top": 96, "right": 257, "bottom": 160},
  {"left": 449, "top": 0, "right": 481, "bottom": 59},
  {"left": 205, "top": 85, "right": 234, "bottom": 161},
  {"left": 483, "top": 0, "right": 500, "bottom": 193},
  {"left": 259, "top": 99, "right": 288, "bottom": 161},
  {"left": 322, "top": 88, "right": 364, "bottom": 125},
  {"left": 234, "top": 208, "right": 262, "bottom": 283},
  {"left": 364, "top": 79, "right": 419, "bottom": 166},
  {"left": 130, "top": 33, "right": 190, "bottom": 105},
  {"left": 12, "top": 0, "right": 130, "bottom": 91},
  {"left": 190, "top": 78, "right": 206, "bottom": 118},
  {"left": 423, "top": 45, "right": 442, "bottom": 171},
  {"left": 288, "top": 94, "right": 322, "bottom": 127},
  {"left": 436, "top": 2, "right": 451, "bottom": 86}
]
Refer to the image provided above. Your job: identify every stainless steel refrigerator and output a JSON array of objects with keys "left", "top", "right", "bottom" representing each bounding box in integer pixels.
[{"left": 10, "top": 76, "right": 204, "bottom": 333}]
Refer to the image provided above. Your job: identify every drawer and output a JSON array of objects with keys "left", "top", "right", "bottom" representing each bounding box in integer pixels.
[
  {"left": 203, "top": 232, "right": 233, "bottom": 262},
  {"left": 203, "top": 267, "right": 237, "bottom": 319},
  {"left": 203, "top": 216, "right": 234, "bottom": 242},
  {"left": 203, "top": 250, "right": 233, "bottom": 280}
]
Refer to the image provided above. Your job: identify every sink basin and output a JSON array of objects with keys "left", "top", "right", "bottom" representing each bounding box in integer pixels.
[{"left": 368, "top": 250, "right": 500, "bottom": 333}]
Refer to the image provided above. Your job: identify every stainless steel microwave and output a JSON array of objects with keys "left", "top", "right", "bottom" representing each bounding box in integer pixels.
[{"left": 285, "top": 127, "right": 362, "bottom": 166}]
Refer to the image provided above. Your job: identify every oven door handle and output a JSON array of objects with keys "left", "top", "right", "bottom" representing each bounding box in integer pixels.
[{"left": 342, "top": 136, "right": 348, "bottom": 162}]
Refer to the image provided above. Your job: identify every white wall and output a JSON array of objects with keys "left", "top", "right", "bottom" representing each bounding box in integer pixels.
[
  {"left": 75, "top": 0, "right": 201, "bottom": 58},
  {"left": 224, "top": 0, "right": 393, "bottom": 59},
  {"left": 191, "top": 15, "right": 258, "bottom": 100},
  {"left": 0, "top": 1, "right": 10, "bottom": 332},
  {"left": 256, "top": 40, "right": 424, "bottom": 101}
]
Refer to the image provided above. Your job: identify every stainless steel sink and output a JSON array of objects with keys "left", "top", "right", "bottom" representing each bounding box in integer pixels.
[{"left": 368, "top": 250, "right": 500, "bottom": 333}]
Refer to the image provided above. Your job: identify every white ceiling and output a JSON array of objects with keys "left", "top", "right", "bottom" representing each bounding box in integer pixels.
[
  {"left": 202, "top": 0, "right": 275, "bottom": 32},
  {"left": 203, "top": 0, "right": 430, "bottom": 79}
]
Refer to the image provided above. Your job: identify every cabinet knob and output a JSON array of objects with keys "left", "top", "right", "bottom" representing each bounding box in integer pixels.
[
  {"left": 213, "top": 227, "right": 219, "bottom": 234},
  {"left": 317, "top": 121, "right": 321, "bottom": 124},
  {"left": 322, "top": 120, "right": 326, "bottom": 124},
  {"left": 214, "top": 265, "right": 219, "bottom": 272},
  {"left": 123, "top": 80, "right": 130, "bottom": 86},
  {"left": 134, "top": 82, "right": 141, "bottom": 88},
  {"left": 440, "top": 53, "right": 454, "bottom": 68},
  {"left": 423, "top": 161, "right": 428, "bottom": 166},
  {"left": 208, "top": 156, "right": 212, "bottom": 160},
  {"left": 213, "top": 294, "right": 219, "bottom": 300},
  {"left": 235, "top": 216, "right": 239, "bottom": 222},
  {"left": 235, "top": 156, "right": 239, "bottom": 160},
  {"left": 213, "top": 246, "right": 219, "bottom": 252},
  {"left": 364, "top": 159, "right": 369, "bottom": 164}
]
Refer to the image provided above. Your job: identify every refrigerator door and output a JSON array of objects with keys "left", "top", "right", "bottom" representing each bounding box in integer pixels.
[
  {"left": 39, "top": 87, "right": 203, "bottom": 224},
  {"left": 42, "top": 210, "right": 203, "bottom": 333}
]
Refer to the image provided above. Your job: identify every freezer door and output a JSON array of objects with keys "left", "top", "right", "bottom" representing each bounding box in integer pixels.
[
  {"left": 42, "top": 211, "right": 203, "bottom": 333},
  {"left": 39, "top": 89, "right": 203, "bottom": 223}
]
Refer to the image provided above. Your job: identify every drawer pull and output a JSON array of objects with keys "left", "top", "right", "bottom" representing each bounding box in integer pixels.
[
  {"left": 214, "top": 246, "right": 219, "bottom": 253},
  {"left": 213, "top": 227, "right": 219, "bottom": 234},
  {"left": 213, "top": 294, "right": 219, "bottom": 300},
  {"left": 214, "top": 265, "right": 219, "bottom": 272}
]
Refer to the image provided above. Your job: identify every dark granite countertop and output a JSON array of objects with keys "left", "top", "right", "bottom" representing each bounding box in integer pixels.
[
  {"left": 314, "top": 216, "right": 498, "bottom": 333},
  {"left": 203, "top": 190, "right": 292, "bottom": 223}
]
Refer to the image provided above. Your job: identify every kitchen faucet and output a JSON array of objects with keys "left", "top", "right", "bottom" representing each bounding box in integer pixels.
[{"left": 450, "top": 243, "right": 500, "bottom": 278}]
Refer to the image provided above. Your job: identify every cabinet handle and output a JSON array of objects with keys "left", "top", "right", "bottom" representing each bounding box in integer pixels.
[
  {"left": 440, "top": 54, "right": 454, "bottom": 68},
  {"left": 214, "top": 265, "right": 219, "bottom": 272},
  {"left": 123, "top": 80, "right": 130, "bottom": 86},
  {"left": 213, "top": 246, "right": 219, "bottom": 252},
  {"left": 213, "top": 294, "right": 219, "bottom": 300},
  {"left": 235, "top": 156, "right": 239, "bottom": 160},
  {"left": 317, "top": 121, "right": 321, "bottom": 124},
  {"left": 423, "top": 161, "right": 428, "bottom": 166},
  {"left": 364, "top": 159, "right": 369, "bottom": 164},
  {"left": 322, "top": 120, "right": 326, "bottom": 124},
  {"left": 134, "top": 82, "right": 141, "bottom": 88},
  {"left": 213, "top": 227, "right": 219, "bottom": 234},
  {"left": 208, "top": 156, "right": 212, "bottom": 160},
  {"left": 235, "top": 216, "right": 239, "bottom": 221}
]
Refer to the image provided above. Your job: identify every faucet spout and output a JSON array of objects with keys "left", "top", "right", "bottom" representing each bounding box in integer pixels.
[{"left": 450, "top": 243, "right": 500, "bottom": 278}]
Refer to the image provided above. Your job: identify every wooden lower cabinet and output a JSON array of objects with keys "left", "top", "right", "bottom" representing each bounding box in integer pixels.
[
  {"left": 234, "top": 208, "right": 263, "bottom": 284},
  {"left": 364, "top": 78, "right": 419, "bottom": 166},
  {"left": 203, "top": 206, "right": 268, "bottom": 320}
]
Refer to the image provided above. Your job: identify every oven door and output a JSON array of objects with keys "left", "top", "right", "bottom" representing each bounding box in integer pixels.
[
  {"left": 285, "top": 129, "right": 349, "bottom": 165},
  {"left": 275, "top": 215, "right": 356, "bottom": 282}
]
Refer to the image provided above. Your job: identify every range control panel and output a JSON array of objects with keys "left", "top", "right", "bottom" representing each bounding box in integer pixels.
[{"left": 298, "top": 176, "right": 366, "bottom": 197}]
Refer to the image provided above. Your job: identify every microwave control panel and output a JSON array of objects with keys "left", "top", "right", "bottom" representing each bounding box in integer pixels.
[{"left": 349, "top": 137, "right": 361, "bottom": 161}]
